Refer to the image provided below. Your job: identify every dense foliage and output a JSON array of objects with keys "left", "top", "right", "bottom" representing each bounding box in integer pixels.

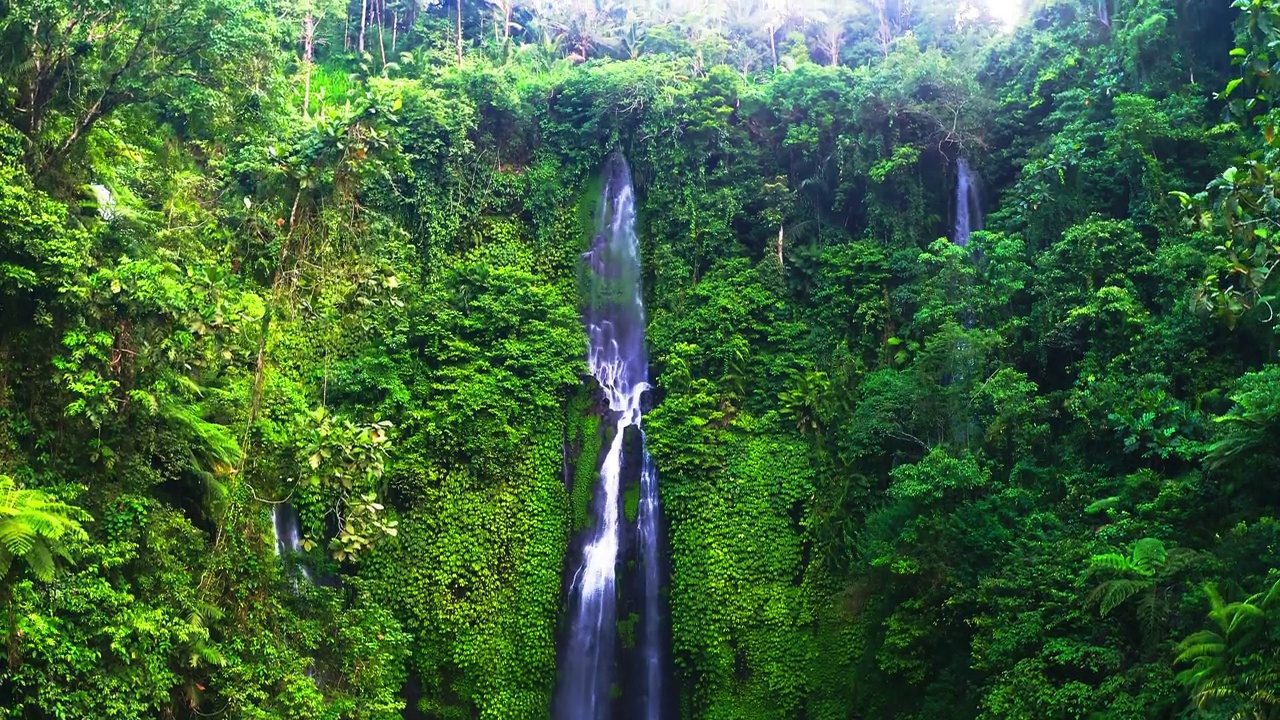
[{"left": 1, "top": 0, "right": 1279, "bottom": 718}]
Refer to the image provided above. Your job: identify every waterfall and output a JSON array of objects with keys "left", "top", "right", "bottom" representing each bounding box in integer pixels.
[
  {"left": 557, "top": 153, "right": 666, "bottom": 720},
  {"left": 951, "top": 159, "right": 982, "bottom": 444},
  {"left": 636, "top": 450, "right": 663, "bottom": 720},
  {"left": 273, "top": 502, "right": 313, "bottom": 583},
  {"left": 90, "top": 183, "right": 116, "bottom": 221},
  {"left": 953, "top": 159, "right": 982, "bottom": 247}
]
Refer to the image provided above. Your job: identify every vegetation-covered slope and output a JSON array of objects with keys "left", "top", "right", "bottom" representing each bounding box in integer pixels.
[{"left": 1, "top": 0, "right": 1279, "bottom": 718}]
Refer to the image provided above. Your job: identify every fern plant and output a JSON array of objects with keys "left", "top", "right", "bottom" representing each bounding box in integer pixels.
[
  {"left": 157, "top": 382, "right": 242, "bottom": 519},
  {"left": 1085, "top": 537, "right": 1198, "bottom": 636},
  {"left": 0, "top": 474, "right": 90, "bottom": 584},
  {"left": 1175, "top": 580, "right": 1280, "bottom": 720},
  {"left": 779, "top": 368, "right": 835, "bottom": 436},
  {"left": 172, "top": 601, "right": 229, "bottom": 712}
]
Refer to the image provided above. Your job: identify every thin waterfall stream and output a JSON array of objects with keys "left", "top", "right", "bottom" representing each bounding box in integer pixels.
[
  {"left": 954, "top": 158, "right": 982, "bottom": 247},
  {"left": 951, "top": 157, "right": 985, "bottom": 445},
  {"left": 556, "top": 154, "right": 667, "bottom": 720},
  {"left": 273, "top": 502, "right": 314, "bottom": 583},
  {"left": 636, "top": 448, "right": 662, "bottom": 720}
]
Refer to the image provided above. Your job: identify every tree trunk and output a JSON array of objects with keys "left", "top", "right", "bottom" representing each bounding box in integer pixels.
[
  {"left": 5, "top": 577, "right": 19, "bottom": 669},
  {"left": 302, "top": 14, "right": 315, "bottom": 117},
  {"left": 47, "top": 30, "right": 147, "bottom": 167},
  {"left": 359, "top": 0, "right": 367, "bottom": 54},
  {"left": 456, "top": 0, "right": 464, "bottom": 66},
  {"left": 376, "top": 0, "right": 387, "bottom": 67}
]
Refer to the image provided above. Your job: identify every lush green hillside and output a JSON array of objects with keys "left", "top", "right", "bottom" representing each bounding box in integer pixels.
[{"left": 1, "top": 0, "right": 1279, "bottom": 718}]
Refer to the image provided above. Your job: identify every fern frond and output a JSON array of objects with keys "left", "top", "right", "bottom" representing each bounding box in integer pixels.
[
  {"left": 203, "top": 475, "right": 228, "bottom": 508},
  {"left": 25, "top": 541, "right": 54, "bottom": 582},
  {"left": 161, "top": 400, "right": 243, "bottom": 468},
  {"left": 1196, "top": 677, "right": 1245, "bottom": 701},
  {"left": 1132, "top": 537, "right": 1167, "bottom": 575},
  {"left": 197, "top": 644, "right": 227, "bottom": 667},
  {"left": 1137, "top": 589, "right": 1166, "bottom": 635},
  {"left": 193, "top": 600, "right": 224, "bottom": 623},
  {"left": 1203, "top": 583, "right": 1227, "bottom": 616},
  {"left": 0, "top": 524, "right": 37, "bottom": 556},
  {"left": 173, "top": 375, "right": 204, "bottom": 397},
  {"left": 1257, "top": 578, "right": 1280, "bottom": 609},
  {"left": 1174, "top": 640, "right": 1226, "bottom": 664},
  {"left": 0, "top": 474, "right": 89, "bottom": 582},
  {"left": 1177, "top": 628, "right": 1226, "bottom": 647},
  {"left": 1161, "top": 547, "right": 1200, "bottom": 576},
  {"left": 1089, "top": 553, "right": 1138, "bottom": 574},
  {"left": 1203, "top": 597, "right": 1261, "bottom": 639},
  {"left": 1092, "top": 578, "right": 1149, "bottom": 616}
]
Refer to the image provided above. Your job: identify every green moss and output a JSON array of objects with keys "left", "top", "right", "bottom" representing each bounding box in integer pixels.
[
  {"left": 623, "top": 484, "right": 639, "bottom": 523},
  {"left": 654, "top": 423, "right": 818, "bottom": 718},
  {"left": 571, "top": 413, "right": 603, "bottom": 532},
  {"left": 361, "top": 421, "right": 570, "bottom": 719},
  {"left": 577, "top": 173, "right": 605, "bottom": 247},
  {"left": 617, "top": 612, "right": 639, "bottom": 650}
]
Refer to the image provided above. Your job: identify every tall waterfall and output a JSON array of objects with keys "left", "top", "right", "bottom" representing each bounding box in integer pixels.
[
  {"left": 951, "top": 158, "right": 982, "bottom": 445},
  {"left": 557, "top": 154, "right": 666, "bottom": 720},
  {"left": 954, "top": 159, "right": 982, "bottom": 247}
]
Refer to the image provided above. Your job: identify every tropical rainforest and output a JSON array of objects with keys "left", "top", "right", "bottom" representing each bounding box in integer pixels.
[{"left": 2, "top": 0, "right": 1280, "bottom": 717}]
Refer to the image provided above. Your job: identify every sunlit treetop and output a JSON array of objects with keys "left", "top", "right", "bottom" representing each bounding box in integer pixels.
[{"left": 415, "top": 0, "right": 1022, "bottom": 68}]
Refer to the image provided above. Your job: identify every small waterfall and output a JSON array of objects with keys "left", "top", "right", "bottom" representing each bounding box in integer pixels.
[
  {"left": 556, "top": 154, "right": 666, "bottom": 720},
  {"left": 953, "top": 159, "right": 982, "bottom": 247},
  {"left": 90, "top": 183, "right": 116, "bottom": 221},
  {"left": 272, "top": 502, "right": 313, "bottom": 583}
]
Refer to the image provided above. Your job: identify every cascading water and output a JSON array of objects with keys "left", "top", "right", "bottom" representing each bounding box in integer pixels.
[
  {"left": 951, "top": 159, "right": 984, "bottom": 444},
  {"left": 953, "top": 158, "right": 982, "bottom": 247},
  {"left": 90, "top": 183, "right": 116, "bottom": 221},
  {"left": 635, "top": 445, "right": 665, "bottom": 720},
  {"left": 273, "top": 502, "right": 313, "bottom": 583},
  {"left": 557, "top": 154, "right": 666, "bottom": 720}
]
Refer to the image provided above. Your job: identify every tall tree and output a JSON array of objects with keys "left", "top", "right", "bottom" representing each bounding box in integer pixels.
[{"left": 0, "top": 0, "right": 279, "bottom": 171}]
